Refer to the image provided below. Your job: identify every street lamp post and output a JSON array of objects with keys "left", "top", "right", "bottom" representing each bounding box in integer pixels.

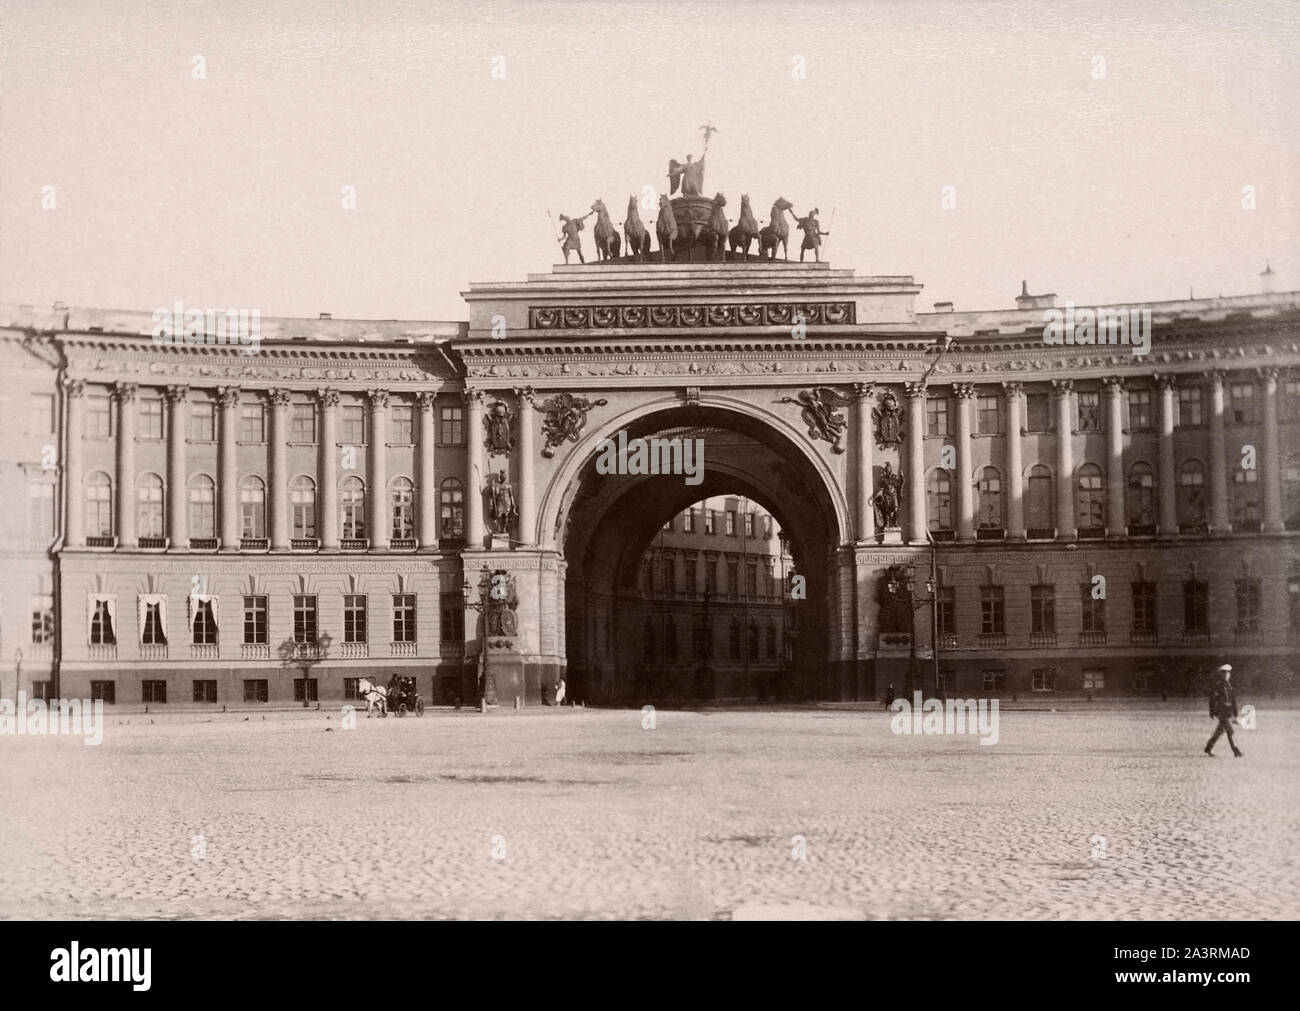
[
  {"left": 463, "top": 568, "right": 496, "bottom": 707},
  {"left": 886, "top": 563, "right": 938, "bottom": 698},
  {"left": 14, "top": 648, "right": 23, "bottom": 702}
]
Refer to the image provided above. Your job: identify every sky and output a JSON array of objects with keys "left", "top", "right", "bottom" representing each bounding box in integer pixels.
[{"left": 2, "top": 0, "right": 1297, "bottom": 321}]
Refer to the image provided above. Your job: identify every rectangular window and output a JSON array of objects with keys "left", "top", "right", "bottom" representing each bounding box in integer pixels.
[
  {"left": 31, "top": 594, "right": 54, "bottom": 644},
  {"left": 980, "top": 586, "right": 1005, "bottom": 635},
  {"left": 90, "top": 600, "right": 116, "bottom": 644},
  {"left": 293, "top": 678, "right": 318, "bottom": 703},
  {"left": 1285, "top": 379, "right": 1300, "bottom": 421},
  {"left": 1177, "top": 387, "right": 1204, "bottom": 428},
  {"left": 87, "top": 394, "right": 113, "bottom": 437},
  {"left": 1030, "top": 585, "right": 1055, "bottom": 634},
  {"left": 190, "top": 400, "right": 216, "bottom": 441},
  {"left": 936, "top": 586, "right": 955, "bottom": 636},
  {"left": 726, "top": 511, "right": 736, "bottom": 535},
  {"left": 391, "top": 404, "right": 413, "bottom": 444},
  {"left": 240, "top": 402, "right": 265, "bottom": 442},
  {"left": 1080, "top": 587, "right": 1106, "bottom": 633},
  {"left": 1077, "top": 391, "right": 1101, "bottom": 432},
  {"left": 243, "top": 679, "right": 269, "bottom": 704},
  {"left": 1031, "top": 668, "right": 1057, "bottom": 691},
  {"left": 1183, "top": 580, "right": 1209, "bottom": 633},
  {"left": 976, "top": 394, "right": 1002, "bottom": 435},
  {"left": 292, "top": 595, "right": 318, "bottom": 644},
  {"left": 926, "top": 396, "right": 952, "bottom": 437},
  {"left": 1025, "top": 392, "right": 1052, "bottom": 433},
  {"left": 1082, "top": 668, "right": 1105, "bottom": 691},
  {"left": 746, "top": 563, "right": 757, "bottom": 598},
  {"left": 1128, "top": 389, "right": 1153, "bottom": 431},
  {"left": 1235, "top": 578, "right": 1261, "bottom": 633},
  {"left": 341, "top": 404, "right": 365, "bottom": 444},
  {"left": 981, "top": 669, "right": 1006, "bottom": 693},
  {"left": 393, "top": 594, "right": 416, "bottom": 643},
  {"left": 192, "top": 599, "right": 218, "bottom": 645},
  {"left": 706, "top": 559, "right": 718, "bottom": 594},
  {"left": 663, "top": 554, "right": 676, "bottom": 593},
  {"left": 343, "top": 594, "right": 368, "bottom": 644},
  {"left": 727, "top": 561, "right": 739, "bottom": 594},
  {"left": 439, "top": 406, "right": 464, "bottom": 446},
  {"left": 28, "top": 481, "right": 55, "bottom": 543},
  {"left": 704, "top": 511, "right": 716, "bottom": 535},
  {"left": 141, "top": 680, "right": 167, "bottom": 704},
  {"left": 343, "top": 677, "right": 361, "bottom": 701},
  {"left": 141, "top": 601, "right": 167, "bottom": 645},
  {"left": 1229, "top": 382, "right": 1256, "bottom": 425},
  {"left": 440, "top": 593, "right": 465, "bottom": 642},
  {"left": 139, "top": 397, "right": 164, "bottom": 439},
  {"left": 30, "top": 393, "right": 55, "bottom": 435},
  {"left": 90, "top": 680, "right": 116, "bottom": 703},
  {"left": 242, "top": 595, "right": 268, "bottom": 644},
  {"left": 683, "top": 510, "right": 694, "bottom": 533},
  {"left": 291, "top": 403, "right": 316, "bottom": 443},
  {"left": 1132, "top": 582, "right": 1157, "bottom": 635},
  {"left": 745, "top": 512, "right": 755, "bottom": 537},
  {"left": 193, "top": 680, "right": 218, "bottom": 703}
]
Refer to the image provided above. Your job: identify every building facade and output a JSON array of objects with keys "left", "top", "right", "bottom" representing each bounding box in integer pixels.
[{"left": 2, "top": 259, "right": 1298, "bottom": 708}]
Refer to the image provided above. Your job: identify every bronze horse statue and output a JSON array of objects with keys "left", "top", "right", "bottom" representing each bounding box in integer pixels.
[
  {"left": 728, "top": 193, "right": 761, "bottom": 259},
  {"left": 759, "top": 196, "right": 795, "bottom": 261},
  {"left": 591, "top": 199, "right": 621, "bottom": 261},
  {"left": 655, "top": 194, "right": 678, "bottom": 262},
  {"left": 623, "top": 195, "right": 652, "bottom": 262},
  {"left": 697, "top": 192, "right": 729, "bottom": 262}
]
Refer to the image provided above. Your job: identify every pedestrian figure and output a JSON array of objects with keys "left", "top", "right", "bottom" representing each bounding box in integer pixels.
[
  {"left": 554, "top": 677, "right": 567, "bottom": 706},
  {"left": 884, "top": 681, "right": 895, "bottom": 709},
  {"left": 1204, "top": 664, "right": 1243, "bottom": 757}
]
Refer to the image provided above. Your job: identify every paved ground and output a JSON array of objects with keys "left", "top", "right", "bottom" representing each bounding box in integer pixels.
[{"left": 1, "top": 703, "right": 1296, "bottom": 920}]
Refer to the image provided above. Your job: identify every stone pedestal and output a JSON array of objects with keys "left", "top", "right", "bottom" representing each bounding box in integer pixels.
[
  {"left": 489, "top": 533, "right": 511, "bottom": 550},
  {"left": 880, "top": 528, "right": 903, "bottom": 545},
  {"left": 485, "top": 648, "right": 526, "bottom": 706}
]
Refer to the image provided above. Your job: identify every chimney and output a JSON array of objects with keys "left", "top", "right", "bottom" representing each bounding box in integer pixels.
[
  {"left": 1260, "top": 262, "right": 1276, "bottom": 294},
  {"left": 1015, "top": 282, "right": 1058, "bottom": 311}
]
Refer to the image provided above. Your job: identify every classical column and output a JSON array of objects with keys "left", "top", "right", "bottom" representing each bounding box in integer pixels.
[
  {"left": 368, "top": 389, "right": 389, "bottom": 549},
  {"left": 954, "top": 383, "right": 976, "bottom": 542},
  {"left": 218, "top": 386, "right": 240, "bottom": 549},
  {"left": 1104, "top": 377, "right": 1126, "bottom": 537},
  {"left": 1261, "top": 367, "right": 1283, "bottom": 533},
  {"left": 165, "top": 385, "right": 188, "bottom": 548},
  {"left": 317, "top": 389, "right": 339, "bottom": 548},
  {"left": 465, "top": 389, "right": 486, "bottom": 548},
  {"left": 64, "top": 379, "right": 85, "bottom": 548},
  {"left": 1157, "top": 375, "right": 1178, "bottom": 536},
  {"left": 417, "top": 391, "right": 437, "bottom": 548},
  {"left": 854, "top": 383, "right": 874, "bottom": 543},
  {"left": 1052, "top": 379, "right": 1075, "bottom": 539},
  {"left": 1003, "top": 381, "right": 1024, "bottom": 540},
  {"left": 113, "top": 382, "right": 137, "bottom": 547},
  {"left": 268, "top": 389, "right": 291, "bottom": 549},
  {"left": 516, "top": 387, "right": 536, "bottom": 545},
  {"left": 1207, "top": 371, "right": 1230, "bottom": 533},
  {"left": 904, "top": 382, "right": 926, "bottom": 543}
]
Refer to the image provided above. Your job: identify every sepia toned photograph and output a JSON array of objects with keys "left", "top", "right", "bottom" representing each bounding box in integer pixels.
[{"left": 0, "top": 0, "right": 1296, "bottom": 962}]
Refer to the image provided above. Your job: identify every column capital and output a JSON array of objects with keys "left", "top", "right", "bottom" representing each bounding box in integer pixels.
[
  {"left": 1154, "top": 373, "right": 1178, "bottom": 391},
  {"left": 164, "top": 384, "right": 189, "bottom": 405},
  {"left": 1050, "top": 378, "right": 1073, "bottom": 395},
  {"left": 1102, "top": 376, "right": 1126, "bottom": 393},
  {"left": 463, "top": 388, "right": 485, "bottom": 405},
  {"left": 903, "top": 381, "right": 926, "bottom": 400},
  {"left": 367, "top": 388, "right": 390, "bottom": 409},
  {"left": 62, "top": 377, "right": 86, "bottom": 398},
  {"left": 112, "top": 381, "right": 138, "bottom": 403},
  {"left": 1256, "top": 366, "right": 1280, "bottom": 384},
  {"left": 513, "top": 385, "right": 535, "bottom": 406},
  {"left": 1000, "top": 380, "right": 1024, "bottom": 396},
  {"left": 266, "top": 387, "right": 292, "bottom": 409},
  {"left": 316, "top": 387, "right": 341, "bottom": 408},
  {"left": 1205, "top": 369, "right": 1225, "bottom": 389},
  {"left": 953, "top": 383, "right": 977, "bottom": 399},
  {"left": 217, "top": 385, "right": 242, "bottom": 408},
  {"left": 852, "top": 381, "right": 875, "bottom": 400},
  {"left": 416, "top": 390, "right": 436, "bottom": 410}
]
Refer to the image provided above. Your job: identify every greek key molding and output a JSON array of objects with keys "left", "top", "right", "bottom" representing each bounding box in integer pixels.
[{"left": 528, "top": 301, "right": 856, "bottom": 330}]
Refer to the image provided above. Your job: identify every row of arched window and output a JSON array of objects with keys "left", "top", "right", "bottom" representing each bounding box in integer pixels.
[
  {"left": 83, "top": 472, "right": 467, "bottom": 541},
  {"left": 643, "top": 617, "right": 780, "bottom": 663},
  {"left": 924, "top": 458, "right": 1299, "bottom": 532}
]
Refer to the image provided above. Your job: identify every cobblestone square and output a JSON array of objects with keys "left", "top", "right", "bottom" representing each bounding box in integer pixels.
[{"left": 1, "top": 703, "right": 1296, "bottom": 920}]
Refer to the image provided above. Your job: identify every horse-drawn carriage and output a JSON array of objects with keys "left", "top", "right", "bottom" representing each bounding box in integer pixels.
[{"left": 358, "top": 675, "right": 425, "bottom": 717}]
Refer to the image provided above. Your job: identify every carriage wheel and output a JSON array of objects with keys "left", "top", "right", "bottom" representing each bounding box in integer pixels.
[
  {"left": 397, "top": 703, "right": 408, "bottom": 718},
  {"left": 415, "top": 697, "right": 425, "bottom": 717}
]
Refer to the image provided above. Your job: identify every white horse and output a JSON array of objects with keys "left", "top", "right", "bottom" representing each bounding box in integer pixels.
[{"left": 358, "top": 677, "right": 388, "bottom": 718}]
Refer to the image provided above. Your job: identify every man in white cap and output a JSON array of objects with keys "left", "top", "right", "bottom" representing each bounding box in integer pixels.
[{"left": 1204, "top": 664, "right": 1243, "bottom": 758}]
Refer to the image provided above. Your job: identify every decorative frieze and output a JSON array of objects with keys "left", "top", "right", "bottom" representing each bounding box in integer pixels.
[{"left": 528, "top": 301, "right": 856, "bottom": 330}]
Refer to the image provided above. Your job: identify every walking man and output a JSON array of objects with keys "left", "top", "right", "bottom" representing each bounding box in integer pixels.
[{"left": 1204, "top": 664, "right": 1243, "bottom": 758}]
